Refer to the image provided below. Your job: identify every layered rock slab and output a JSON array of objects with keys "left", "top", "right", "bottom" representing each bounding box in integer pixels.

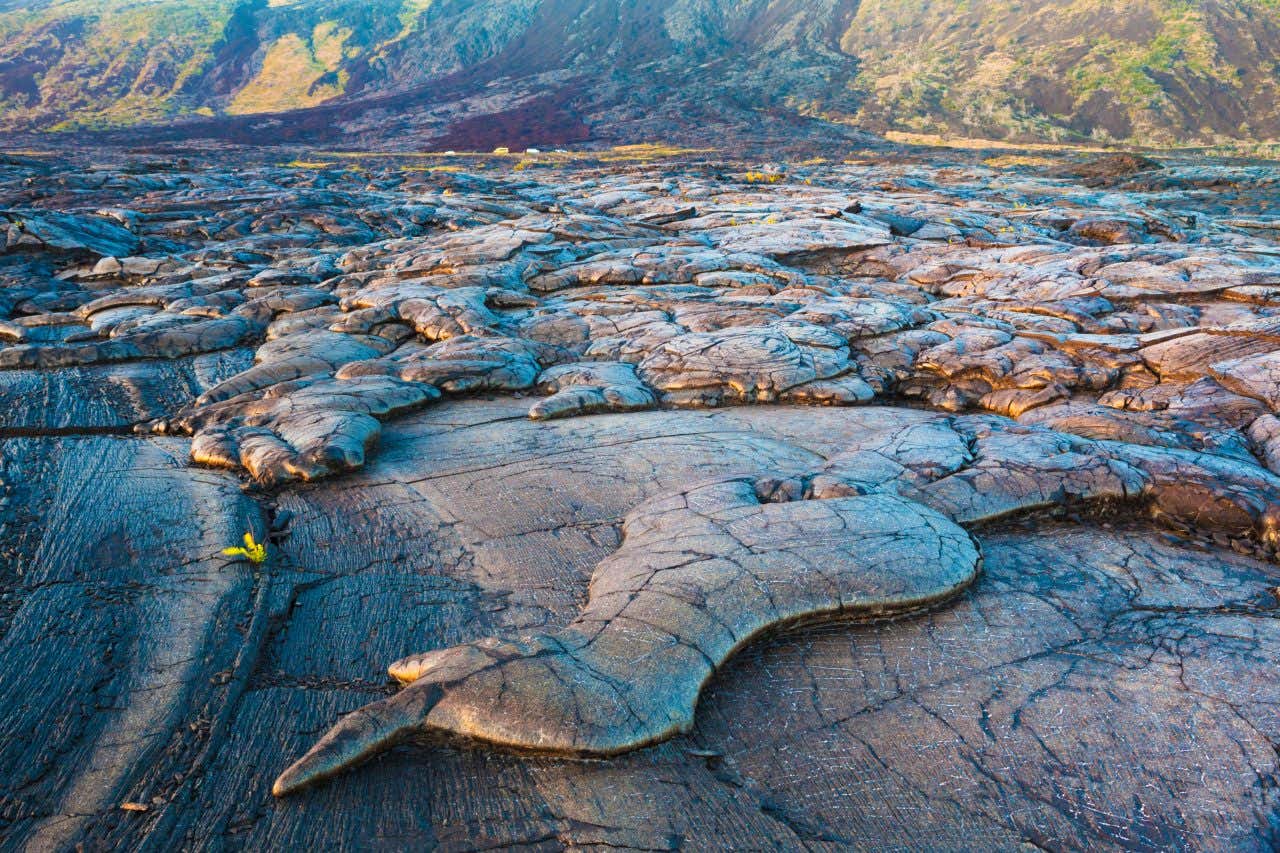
[
  {"left": 5, "top": 155, "right": 1280, "bottom": 492},
  {"left": 272, "top": 478, "right": 981, "bottom": 795},
  {"left": 2, "top": 150, "right": 1280, "bottom": 849},
  {"left": 274, "top": 402, "right": 1280, "bottom": 796},
  {"left": 0, "top": 435, "right": 262, "bottom": 850},
  {"left": 4, "top": 402, "right": 1275, "bottom": 849}
]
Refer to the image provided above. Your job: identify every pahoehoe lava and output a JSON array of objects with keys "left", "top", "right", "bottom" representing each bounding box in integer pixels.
[
  {"left": 4, "top": 146, "right": 1280, "bottom": 848},
  {"left": 272, "top": 412, "right": 1280, "bottom": 794},
  {"left": 273, "top": 477, "right": 985, "bottom": 795}
]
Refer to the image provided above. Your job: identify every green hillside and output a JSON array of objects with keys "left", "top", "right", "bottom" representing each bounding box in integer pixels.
[{"left": 0, "top": 0, "right": 1276, "bottom": 144}]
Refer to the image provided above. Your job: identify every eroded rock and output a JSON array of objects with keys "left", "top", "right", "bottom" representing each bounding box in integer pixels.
[
  {"left": 273, "top": 475, "right": 982, "bottom": 795},
  {"left": 3, "top": 149, "right": 1280, "bottom": 847}
]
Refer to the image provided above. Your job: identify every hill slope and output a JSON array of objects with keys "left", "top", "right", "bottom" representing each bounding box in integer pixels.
[{"left": 0, "top": 0, "right": 1276, "bottom": 146}]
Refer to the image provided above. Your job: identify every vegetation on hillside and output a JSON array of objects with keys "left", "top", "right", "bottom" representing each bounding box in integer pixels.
[
  {"left": 838, "top": 0, "right": 1280, "bottom": 143},
  {"left": 0, "top": 0, "right": 238, "bottom": 130},
  {"left": 0, "top": 0, "right": 1276, "bottom": 144}
]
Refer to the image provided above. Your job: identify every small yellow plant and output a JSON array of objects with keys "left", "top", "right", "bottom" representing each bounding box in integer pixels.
[
  {"left": 222, "top": 531, "right": 267, "bottom": 564},
  {"left": 744, "top": 171, "right": 783, "bottom": 184}
]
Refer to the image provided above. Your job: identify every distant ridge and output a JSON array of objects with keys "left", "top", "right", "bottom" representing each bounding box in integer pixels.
[{"left": 0, "top": 0, "right": 1276, "bottom": 147}]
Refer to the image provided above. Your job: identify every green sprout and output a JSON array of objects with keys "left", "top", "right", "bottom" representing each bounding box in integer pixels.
[{"left": 222, "top": 531, "right": 267, "bottom": 564}]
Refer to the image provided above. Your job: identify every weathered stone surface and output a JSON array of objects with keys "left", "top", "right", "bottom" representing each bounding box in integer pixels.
[
  {"left": 181, "top": 374, "right": 441, "bottom": 486},
  {"left": 0, "top": 435, "right": 261, "bottom": 850},
  {"left": 2, "top": 149, "right": 1280, "bottom": 849},
  {"left": 528, "top": 361, "right": 657, "bottom": 419},
  {"left": 2, "top": 209, "right": 140, "bottom": 258},
  {"left": 274, "top": 475, "right": 981, "bottom": 795},
  {"left": 2, "top": 151, "right": 1277, "bottom": 487},
  {"left": 272, "top": 406, "right": 1280, "bottom": 795},
  {"left": 637, "top": 323, "right": 856, "bottom": 405},
  {"left": 4, "top": 399, "right": 1280, "bottom": 849},
  {"left": 1212, "top": 350, "right": 1280, "bottom": 410}
]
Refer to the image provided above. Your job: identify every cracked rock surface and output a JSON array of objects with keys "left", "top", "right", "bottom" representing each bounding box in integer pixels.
[{"left": 1, "top": 148, "right": 1279, "bottom": 849}]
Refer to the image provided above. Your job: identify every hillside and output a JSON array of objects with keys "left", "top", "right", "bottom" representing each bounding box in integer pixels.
[
  {"left": 0, "top": 0, "right": 1276, "bottom": 146},
  {"left": 838, "top": 0, "right": 1280, "bottom": 143}
]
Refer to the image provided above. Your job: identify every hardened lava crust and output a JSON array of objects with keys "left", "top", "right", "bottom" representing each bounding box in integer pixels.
[{"left": 1, "top": 146, "right": 1278, "bottom": 850}]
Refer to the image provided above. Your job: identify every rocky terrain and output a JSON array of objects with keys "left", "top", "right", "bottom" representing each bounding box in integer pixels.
[
  {"left": 0, "top": 144, "right": 1279, "bottom": 849},
  {"left": 1, "top": 0, "right": 1278, "bottom": 147}
]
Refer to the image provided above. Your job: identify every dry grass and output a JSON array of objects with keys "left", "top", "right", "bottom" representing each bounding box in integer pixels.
[
  {"left": 228, "top": 30, "right": 348, "bottom": 115},
  {"left": 982, "top": 154, "right": 1060, "bottom": 168},
  {"left": 593, "top": 143, "right": 711, "bottom": 162},
  {"left": 313, "top": 142, "right": 711, "bottom": 165},
  {"left": 885, "top": 130, "right": 1108, "bottom": 153}
]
